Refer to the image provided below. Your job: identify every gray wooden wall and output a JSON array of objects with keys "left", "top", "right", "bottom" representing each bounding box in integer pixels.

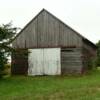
[
  {"left": 11, "top": 9, "right": 97, "bottom": 75},
  {"left": 11, "top": 49, "right": 28, "bottom": 75},
  {"left": 12, "top": 10, "right": 82, "bottom": 48},
  {"left": 61, "top": 48, "right": 83, "bottom": 74},
  {"left": 82, "top": 39, "right": 97, "bottom": 72}
]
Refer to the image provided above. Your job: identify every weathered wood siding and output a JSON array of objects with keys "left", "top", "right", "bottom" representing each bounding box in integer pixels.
[
  {"left": 82, "top": 39, "right": 97, "bottom": 72},
  {"left": 82, "top": 39, "right": 97, "bottom": 57},
  {"left": 12, "top": 10, "right": 82, "bottom": 48},
  {"left": 11, "top": 9, "right": 97, "bottom": 75},
  {"left": 11, "top": 49, "right": 28, "bottom": 75},
  {"left": 61, "top": 48, "right": 83, "bottom": 74}
]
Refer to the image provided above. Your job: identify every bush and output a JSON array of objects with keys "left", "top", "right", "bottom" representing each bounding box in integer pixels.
[
  {"left": 4, "top": 63, "right": 11, "bottom": 75},
  {"left": 0, "top": 52, "right": 7, "bottom": 78},
  {"left": 87, "top": 57, "right": 96, "bottom": 70}
]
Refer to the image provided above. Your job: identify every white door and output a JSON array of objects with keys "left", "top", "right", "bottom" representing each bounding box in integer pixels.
[
  {"left": 43, "top": 48, "right": 61, "bottom": 75},
  {"left": 28, "top": 48, "right": 61, "bottom": 76},
  {"left": 28, "top": 49, "right": 43, "bottom": 75}
]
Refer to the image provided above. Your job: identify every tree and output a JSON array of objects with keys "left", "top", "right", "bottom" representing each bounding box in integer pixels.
[
  {"left": 0, "top": 22, "right": 18, "bottom": 77},
  {"left": 96, "top": 40, "right": 100, "bottom": 67}
]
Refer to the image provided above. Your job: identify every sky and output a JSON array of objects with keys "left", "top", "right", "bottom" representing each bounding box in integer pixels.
[{"left": 0, "top": 0, "right": 100, "bottom": 43}]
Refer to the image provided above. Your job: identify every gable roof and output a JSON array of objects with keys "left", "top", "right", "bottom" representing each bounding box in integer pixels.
[{"left": 13, "top": 8, "right": 97, "bottom": 49}]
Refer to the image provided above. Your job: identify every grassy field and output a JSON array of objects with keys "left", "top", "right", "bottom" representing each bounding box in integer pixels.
[{"left": 1, "top": 70, "right": 100, "bottom": 100}]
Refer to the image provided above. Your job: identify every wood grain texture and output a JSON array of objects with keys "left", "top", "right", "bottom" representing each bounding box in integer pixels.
[
  {"left": 12, "top": 10, "right": 82, "bottom": 48},
  {"left": 11, "top": 9, "right": 97, "bottom": 75},
  {"left": 11, "top": 49, "right": 28, "bottom": 75},
  {"left": 61, "top": 48, "right": 83, "bottom": 74}
]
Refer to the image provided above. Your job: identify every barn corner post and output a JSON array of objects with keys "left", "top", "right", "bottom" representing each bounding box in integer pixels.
[{"left": 11, "top": 9, "right": 97, "bottom": 76}]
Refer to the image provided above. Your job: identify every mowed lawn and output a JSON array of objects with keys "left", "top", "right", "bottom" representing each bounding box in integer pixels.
[{"left": 1, "top": 70, "right": 100, "bottom": 100}]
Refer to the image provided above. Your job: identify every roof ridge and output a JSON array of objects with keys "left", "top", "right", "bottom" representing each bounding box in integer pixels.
[{"left": 12, "top": 8, "right": 97, "bottom": 48}]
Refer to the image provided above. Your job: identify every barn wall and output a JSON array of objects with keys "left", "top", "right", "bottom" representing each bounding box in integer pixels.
[
  {"left": 11, "top": 9, "right": 97, "bottom": 75},
  {"left": 12, "top": 10, "right": 82, "bottom": 48},
  {"left": 82, "top": 39, "right": 96, "bottom": 57},
  {"left": 11, "top": 49, "right": 28, "bottom": 75},
  {"left": 82, "top": 39, "right": 97, "bottom": 72},
  {"left": 61, "top": 48, "right": 83, "bottom": 74}
]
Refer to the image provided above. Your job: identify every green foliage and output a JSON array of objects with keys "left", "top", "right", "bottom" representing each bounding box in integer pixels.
[
  {"left": 87, "top": 57, "right": 96, "bottom": 70},
  {"left": 3, "top": 63, "right": 11, "bottom": 75},
  {"left": 4, "top": 63, "right": 11, "bottom": 69},
  {"left": 0, "top": 23, "right": 17, "bottom": 41},
  {"left": 96, "top": 40, "right": 100, "bottom": 67},
  {"left": 87, "top": 58, "right": 93, "bottom": 70},
  {"left": 0, "top": 22, "right": 18, "bottom": 78},
  {"left": 0, "top": 52, "right": 7, "bottom": 77}
]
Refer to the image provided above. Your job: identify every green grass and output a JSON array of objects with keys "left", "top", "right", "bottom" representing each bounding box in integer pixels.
[{"left": 1, "top": 70, "right": 100, "bottom": 100}]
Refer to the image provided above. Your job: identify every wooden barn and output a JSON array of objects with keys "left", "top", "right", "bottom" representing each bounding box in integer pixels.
[{"left": 11, "top": 9, "right": 97, "bottom": 75}]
